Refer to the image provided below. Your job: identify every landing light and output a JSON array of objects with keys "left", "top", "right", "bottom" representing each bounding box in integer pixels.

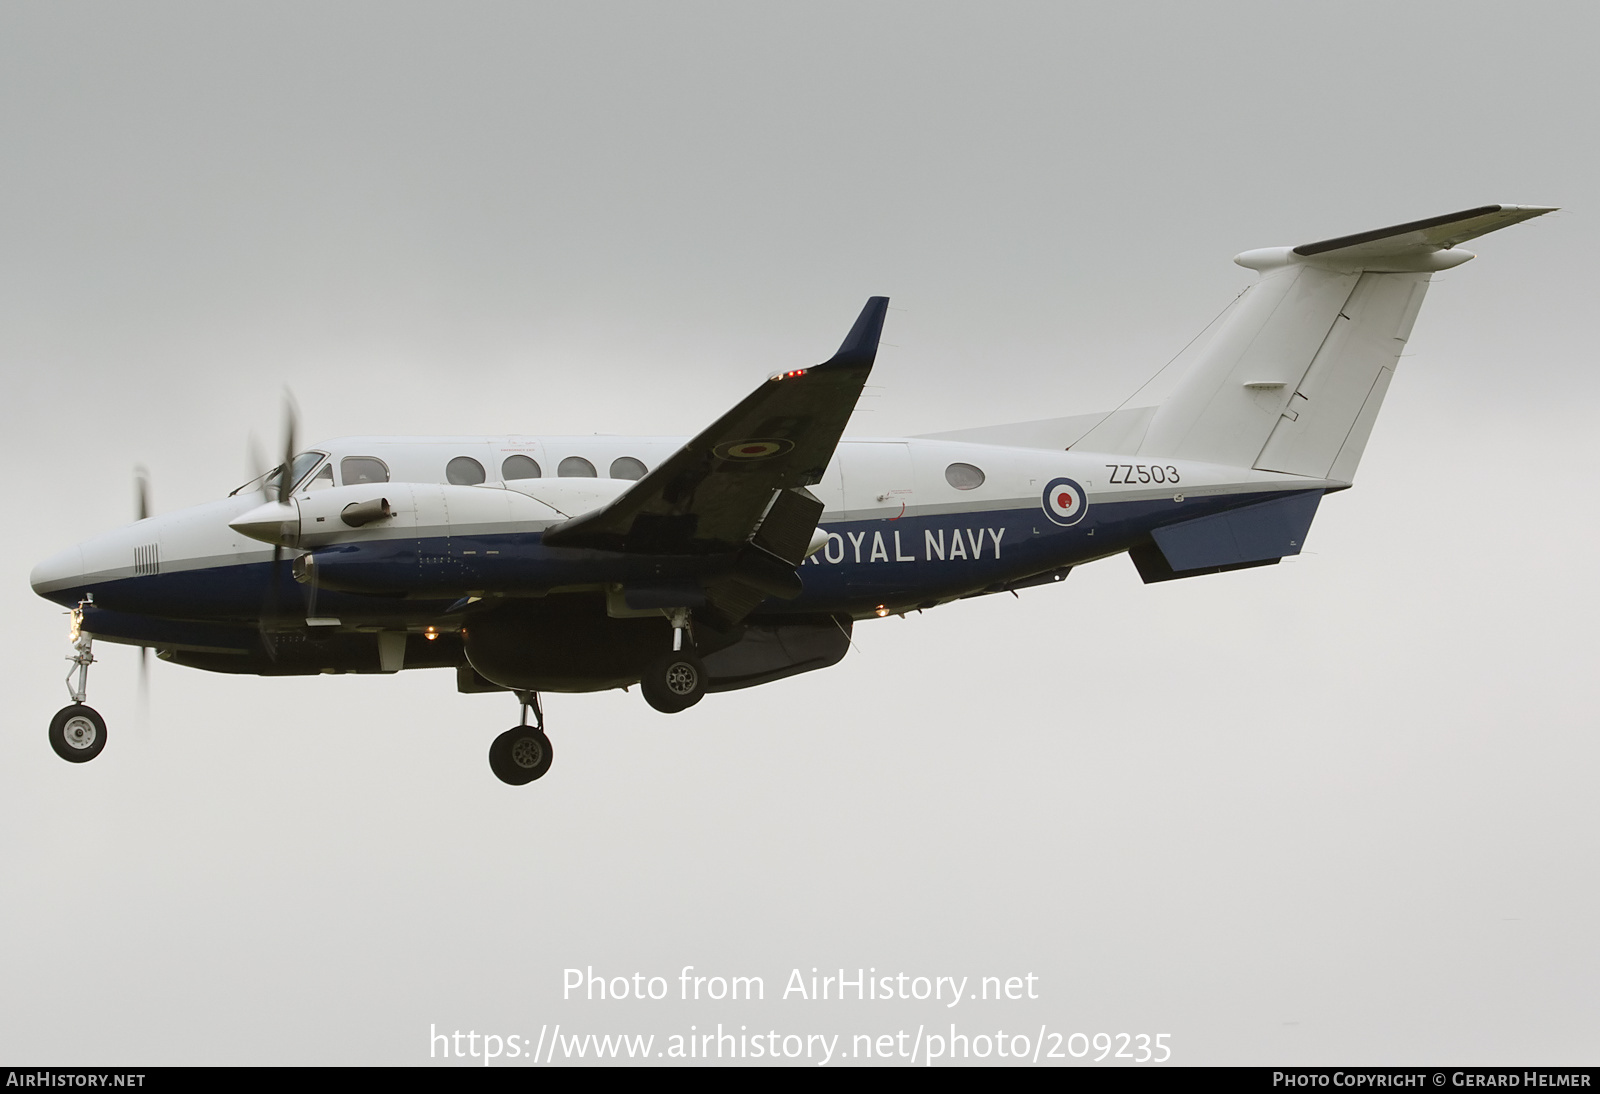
[
  {"left": 875, "top": 605, "right": 889, "bottom": 618},
  {"left": 424, "top": 627, "right": 439, "bottom": 641}
]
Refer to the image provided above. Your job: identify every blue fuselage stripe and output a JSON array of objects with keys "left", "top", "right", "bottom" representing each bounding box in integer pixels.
[{"left": 44, "top": 489, "right": 1312, "bottom": 643}]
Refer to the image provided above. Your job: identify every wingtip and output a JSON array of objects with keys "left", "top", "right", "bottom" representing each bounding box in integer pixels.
[{"left": 817, "top": 296, "right": 890, "bottom": 371}]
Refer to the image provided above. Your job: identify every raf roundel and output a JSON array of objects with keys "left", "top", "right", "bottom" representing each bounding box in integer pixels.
[
  {"left": 1042, "top": 477, "right": 1088, "bottom": 527},
  {"left": 713, "top": 438, "right": 794, "bottom": 461}
]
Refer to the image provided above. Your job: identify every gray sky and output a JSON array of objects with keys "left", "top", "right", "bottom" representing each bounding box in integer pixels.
[{"left": 2, "top": 1, "right": 1595, "bottom": 1066}]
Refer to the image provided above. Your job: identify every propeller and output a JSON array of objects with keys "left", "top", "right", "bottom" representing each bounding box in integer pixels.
[
  {"left": 134, "top": 465, "right": 151, "bottom": 703},
  {"left": 276, "top": 395, "right": 299, "bottom": 506},
  {"left": 246, "top": 434, "right": 268, "bottom": 500},
  {"left": 260, "top": 394, "right": 301, "bottom": 661},
  {"left": 134, "top": 464, "right": 151, "bottom": 522}
]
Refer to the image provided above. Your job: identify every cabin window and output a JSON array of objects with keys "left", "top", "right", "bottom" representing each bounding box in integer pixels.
[
  {"left": 502, "top": 455, "right": 541, "bottom": 480},
  {"left": 341, "top": 456, "right": 390, "bottom": 485},
  {"left": 609, "top": 456, "right": 647, "bottom": 480},
  {"left": 447, "top": 456, "right": 486, "bottom": 486},
  {"left": 945, "top": 462, "right": 985, "bottom": 490},
  {"left": 558, "top": 456, "right": 597, "bottom": 478}
]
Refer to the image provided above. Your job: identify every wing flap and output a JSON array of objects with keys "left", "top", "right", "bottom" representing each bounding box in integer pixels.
[{"left": 750, "top": 488, "right": 827, "bottom": 566}]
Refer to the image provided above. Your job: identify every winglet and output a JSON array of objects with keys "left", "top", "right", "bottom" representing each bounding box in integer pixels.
[{"left": 815, "top": 296, "right": 890, "bottom": 371}]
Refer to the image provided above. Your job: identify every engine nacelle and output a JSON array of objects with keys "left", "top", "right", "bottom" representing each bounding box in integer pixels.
[{"left": 230, "top": 481, "right": 576, "bottom": 549}]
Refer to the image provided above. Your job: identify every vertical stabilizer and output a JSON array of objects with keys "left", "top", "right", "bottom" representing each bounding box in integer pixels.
[
  {"left": 1253, "top": 271, "right": 1427, "bottom": 480},
  {"left": 1136, "top": 262, "right": 1361, "bottom": 468},
  {"left": 1135, "top": 205, "right": 1554, "bottom": 478}
]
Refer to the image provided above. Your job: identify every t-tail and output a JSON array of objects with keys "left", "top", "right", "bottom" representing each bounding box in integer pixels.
[
  {"left": 920, "top": 205, "right": 1555, "bottom": 477},
  {"left": 920, "top": 205, "right": 1554, "bottom": 585},
  {"left": 1134, "top": 204, "right": 1555, "bottom": 480}
]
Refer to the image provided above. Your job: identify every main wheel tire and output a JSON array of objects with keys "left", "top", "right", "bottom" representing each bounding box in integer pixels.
[
  {"left": 49, "top": 705, "right": 107, "bottom": 763},
  {"left": 488, "top": 726, "right": 553, "bottom": 785},
  {"left": 640, "top": 651, "right": 707, "bottom": 714}
]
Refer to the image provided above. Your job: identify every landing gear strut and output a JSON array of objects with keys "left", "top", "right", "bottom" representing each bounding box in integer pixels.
[
  {"left": 641, "top": 607, "right": 707, "bottom": 714},
  {"left": 50, "top": 600, "right": 107, "bottom": 763},
  {"left": 488, "top": 690, "right": 553, "bottom": 785}
]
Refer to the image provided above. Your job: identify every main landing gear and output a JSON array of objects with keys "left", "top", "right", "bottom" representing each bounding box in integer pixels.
[
  {"left": 50, "top": 600, "right": 107, "bottom": 764},
  {"left": 488, "top": 691, "right": 554, "bottom": 785},
  {"left": 485, "top": 609, "right": 710, "bottom": 785},
  {"left": 640, "top": 607, "right": 707, "bottom": 715}
]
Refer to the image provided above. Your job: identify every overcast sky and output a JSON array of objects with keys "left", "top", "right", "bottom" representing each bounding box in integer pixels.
[{"left": 2, "top": 1, "right": 1595, "bottom": 1066}]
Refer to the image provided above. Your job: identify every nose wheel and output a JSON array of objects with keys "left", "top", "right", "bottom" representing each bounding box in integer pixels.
[
  {"left": 50, "top": 704, "right": 107, "bottom": 763},
  {"left": 489, "top": 691, "right": 553, "bottom": 785}
]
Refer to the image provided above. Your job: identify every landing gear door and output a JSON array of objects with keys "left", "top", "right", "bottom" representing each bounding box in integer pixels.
[{"left": 840, "top": 442, "right": 913, "bottom": 522}]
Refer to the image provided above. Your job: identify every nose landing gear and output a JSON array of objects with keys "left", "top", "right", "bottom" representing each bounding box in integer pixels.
[
  {"left": 488, "top": 690, "right": 553, "bottom": 785},
  {"left": 50, "top": 600, "right": 108, "bottom": 764}
]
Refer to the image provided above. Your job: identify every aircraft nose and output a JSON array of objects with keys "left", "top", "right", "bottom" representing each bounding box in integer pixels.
[{"left": 31, "top": 544, "right": 86, "bottom": 602}]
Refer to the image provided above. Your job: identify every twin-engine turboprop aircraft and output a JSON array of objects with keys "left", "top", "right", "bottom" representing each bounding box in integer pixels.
[{"left": 31, "top": 205, "right": 1553, "bottom": 784}]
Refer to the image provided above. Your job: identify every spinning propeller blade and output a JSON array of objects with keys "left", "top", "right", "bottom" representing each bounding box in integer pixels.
[
  {"left": 260, "top": 393, "right": 302, "bottom": 661},
  {"left": 137, "top": 644, "right": 150, "bottom": 721},
  {"left": 276, "top": 395, "right": 299, "bottom": 506},
  {"left": 134, "top": 465, "right": 151, "bottom": 522}
]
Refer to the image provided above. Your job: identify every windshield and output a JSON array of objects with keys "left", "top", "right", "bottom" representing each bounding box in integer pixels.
[{"left": 230, "top": 451, "right": 328, "bottom": 497}]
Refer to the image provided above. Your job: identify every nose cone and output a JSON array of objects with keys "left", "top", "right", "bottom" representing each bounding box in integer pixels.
[
  {"left": 31, "top": 543, "right": 87, "bottom": 603},
  {"left": 230, "top": 500, "right": 300, "bottom": 546}
]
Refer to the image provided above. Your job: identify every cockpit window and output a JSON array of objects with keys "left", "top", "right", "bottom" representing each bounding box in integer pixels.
[
  {"left": 341, "top": 456, "right": 390, "bottom": 485},
  {"left": 286, "top": 451, "right": 327, "bottom": 491},
  {"left": 304, "top": 464, "right": 334, "bottom": 492},
  {"left": 231, "top": 450, "right": 328, "bottom": 497},
  {"left": 447, "top": 456, "right": 486, "bottom": 486}
]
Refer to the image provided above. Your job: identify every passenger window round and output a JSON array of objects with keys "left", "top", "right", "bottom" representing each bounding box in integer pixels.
[
  {"left": 609, "top": 456, "right": 647, "bottom": 480},
  {"left": 945, "top": 462, "right": 985, "bottom": 490},
  {"left": 446, "top": 456, "right": 486, "bottom": 486},
  {"left": 558, "top": 456, "right": 597, "bottom": 478},
  {"left": 341, "top": 456, "right": 390, "bottom": 485},
  {"left": 501, "top": 455, "right": 541, "bottom": 480}
]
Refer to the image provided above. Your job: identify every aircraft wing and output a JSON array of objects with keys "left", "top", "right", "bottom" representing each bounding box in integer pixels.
[{"left": 541, "top": 297, "right": 889, "bottom": 564}]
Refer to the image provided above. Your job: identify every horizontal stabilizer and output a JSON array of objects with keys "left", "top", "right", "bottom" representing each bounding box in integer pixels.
[
  {"left": 1236, "top": 204, "right": 1556, "bottom": 273},
  {"left": 1292, "top": 204, "right": 1556, "bottom": 263}
]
